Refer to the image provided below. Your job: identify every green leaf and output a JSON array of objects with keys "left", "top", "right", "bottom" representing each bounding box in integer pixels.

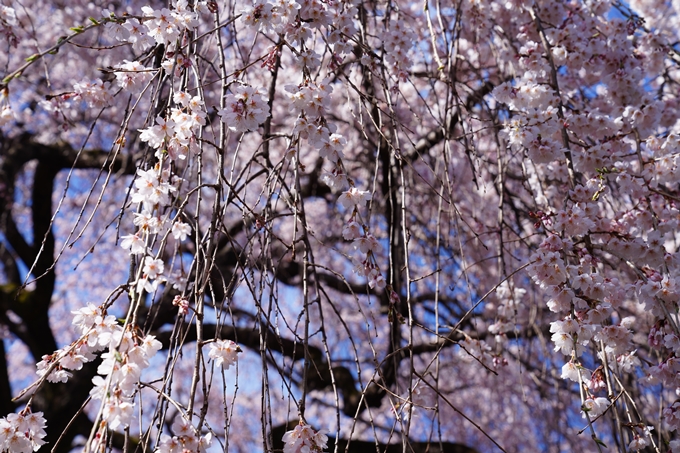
[
  {"left": 24, "top": 53, "right": 39, "bottom": 62},
  {"left": 593, "top": 436, "right": 608, "bottom": 448},
  {"left": 88, "top": 17, "right": 100, "bottom": 25},
  {"left": 69, "top": 26, "right": 85, "bottom": 33}
]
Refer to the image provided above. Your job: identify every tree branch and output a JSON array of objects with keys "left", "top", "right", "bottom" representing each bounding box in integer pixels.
[
  {"left": 154, "top": 322, "right": 324, "bottom": 362},
  {"left": 271, "top": 421, "right": 479, "bottom": 453}
]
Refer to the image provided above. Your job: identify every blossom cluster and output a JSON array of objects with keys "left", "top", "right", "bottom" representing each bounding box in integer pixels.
[
  {"left": 0, "top": 411, "right": 46, "bottom": 453},
  {"left": 36, "top": 303, "right": 122, "bottom": 383},
  {"left": 283, "top": 74, "right": 385, "bottom": 290},
  {"left": 37, "top": 303, "right": 162, "bottom": 431},
  {"left": 207, "top": 339, "right": 241, "bottom": 370},
  {"left": 341, "top": 198, "right": 381, "bottom": 290},
  {"left": 488, "top": 281, "right": 527, "bottom": 336},
  {"left": 287, "top": 80, "right": 333, "bottom": 120},
  {"left": 341, "top": 192, "right": 386, "bottom": 290},
  {"left": 155, "top": 417, "right": 212, "bottom": 453},
  {"left": 113, "top": 60, "right": 154, "bottom": 91},
  {"left": 89, "top": 330, "right": 162, "bottom": 430},
  {"left": 382, "top": 18, "right": 416, "bottom": 83},
  {"left": 240, "top": 0, "right": 357, "bottom": 57},
  {"left": 217, "top": 84, "right": 270, "bottom": 133},
  {"left": 139, "top": 90, "right": 207, "bottom": 161},
  {"left": 73, "top": 78, "right": 113, "bottom": 109},
  {"left": 120, "top": 159, "right": 192, "bottom": 293},
  {"left": 105, "top": 1, "right": 206, "bottom": 50},
  {"left": 485, "top": 3, "right": 680, "bottom": 447},
  {"left": 282, "top": 423, "right": 327, "bottom": 453},
  {"left": 457, "top": 337, "right": 496, "bottom": 369},
  {"left": 0, "top": 5, "right": 18, "bottom": 47},
  {"left": 68, "top": 58, "right": 152, "bottom": 111},
  {"left": 120, "top": 94, "right": 202, "bottom": 296}
]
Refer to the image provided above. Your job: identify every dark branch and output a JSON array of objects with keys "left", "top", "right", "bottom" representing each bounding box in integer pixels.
[
  {"left": 154, "top": 322, "right": 324, "bottom": 362},
  {"left": 271, "top": 421, "right": 479, "bottom": 453}
]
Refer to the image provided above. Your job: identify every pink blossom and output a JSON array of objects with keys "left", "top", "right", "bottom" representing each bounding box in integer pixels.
[
  {"left": 207, "top": 339, "right": 241, "bottom": 369},
  {"left": 338, "top": 188, "right": 371, "bottom": 209}
]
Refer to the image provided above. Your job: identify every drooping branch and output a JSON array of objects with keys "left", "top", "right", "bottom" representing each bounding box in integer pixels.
[{"left": 407, "top": 79, "right": 497, "bottom": 160}]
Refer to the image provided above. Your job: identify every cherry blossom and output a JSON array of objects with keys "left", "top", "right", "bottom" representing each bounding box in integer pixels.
[
  {"left": 218, "top": 85, "right": 270, "bottom": 132},
  {"left": 113, "top": 61, "right": 154, "bottom": 91},
  {"left": 207, "top": 339, "right": 241, "bottom": 370},
  {"left": 582, "top": 397, "right": 609, "bottom": 418},
  {"left": 171, "top": 222, "right": 191, "bottom": 241},
  {"left": 72, "top": 79, "right": 113, "bottom": 109},
  {"left": 5, "top": 0, "right": 680, "bottom": 451},
  {"left": 338, "top": 188, "right": 371, "bottom": 210},
  {"left": 0, "top": 411, "right": 46, "bottom": 453},
  {"left": 120, "top": 233, "right": 146, "bottom": 255},
  {"left": 282, "top": 423, "right": 327, "bottom": 453}
]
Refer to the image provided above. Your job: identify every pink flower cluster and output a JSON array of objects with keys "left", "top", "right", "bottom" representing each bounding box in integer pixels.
[
  {"left": 155, "top": 417, "right": 212, "bottom": 453},
  {"left": 33, "top": 303, "right": 162, "bottom": 434},
  {"left": 120, "top": 161, "right": 192, "bottom": 293},
  {"left": 140, "top": 90, "right": 206, "bottom": 161},
  {"left": 36, "top": 303, "right": 121, "bottom": 383},
  {"left": 105, "top": 1, "right": 206, "bottom": 50},
  {"left": 90, "top": 330, "right": 162, "bottom": 430},
  {"left": 0, "top": 411, "right": 46, "bottom": 453},
  {"left": 207, "top": 339, "right": 241, "bottom": 370},
  {"left": 282, "top": 423, "right": 327, "bottom": 453},
  {"left": 218, "top": 84, "right": 270, "bottom": 133},
  {"left": 281, "top": 73, "right": 386, "bottom": 291}
]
